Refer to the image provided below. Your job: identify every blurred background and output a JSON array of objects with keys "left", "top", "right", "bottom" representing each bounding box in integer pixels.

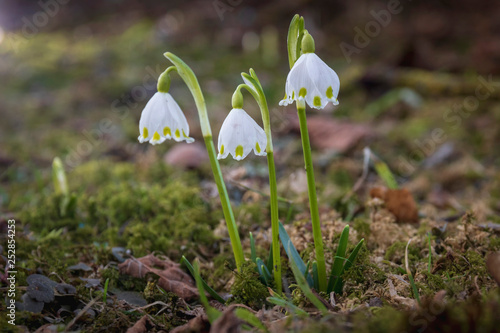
[{"left": 1, "top": 0, "right": 500, "bottom": 225}]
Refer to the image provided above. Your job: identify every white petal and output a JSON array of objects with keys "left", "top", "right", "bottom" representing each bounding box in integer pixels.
[
  {"left": 138, "top": 92, "right": 194, "bottom": 145},
  {"left": 217, "top": 108, "right": 267, "bottom": 161},
  {"left": 281, "top": 53, "right": 340, "bottom": 109}
]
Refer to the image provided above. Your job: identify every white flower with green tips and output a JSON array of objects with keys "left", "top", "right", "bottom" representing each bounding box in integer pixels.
[
  {"left": 279, "top": 32, "right": 340, "bottom": 109},
  {"left": 138, "top": 92, "right": 194, "bottom": 145},
  {"left": 217, "top": 108, "right": 267, "bottom": 161}
]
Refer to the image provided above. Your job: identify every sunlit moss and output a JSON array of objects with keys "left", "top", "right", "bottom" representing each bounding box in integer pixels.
[{"left": 230, "top": 261, "right": 269, "bottom": 308}]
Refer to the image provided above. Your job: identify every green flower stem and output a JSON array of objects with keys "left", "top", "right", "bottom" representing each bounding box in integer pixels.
[
  {"left": 165, "top": 52, "right": 244, "bottom": 271},
  {"left": 296, "top": 100, "right": 327, "bottom": 292},
  {"left": 204, "top": 136, "right": 244, "bottom": 270},
  {"left": 237, "top": 71, "right": 282, "bottom": 293}
]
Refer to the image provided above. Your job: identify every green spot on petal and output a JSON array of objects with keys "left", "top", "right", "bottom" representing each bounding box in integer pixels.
[
  {"left": 175, "top": 129, "right": 180, "bottom": 138},
  {"left": 299, "top": 87, "right": 307, "bottom": 98},
  {"left": 313, "top": 96, "right": 321, "bottom": 107},
  {"left": 152, "top": 132, "right": 161, "bottom": 141},
  {"left": 255, "top": 142, "right": 261, "bottom": 153},
  {"left": 163, "top": 127, "right": 171, "bottom": 136},
  {"left": 326, "top": 86, "right": 333, "bottom": 99},
  {"left": 292, "top": 91, "right": 295, "bottom": 99},
  {"left": 235, "top": 145, "right": 243, "bottom": 157},
  {"left": 220, "top": 145, "right": 225, "bottom": 155},
  {"left": 143, "top": 127, "right": 149, "bottom": 138},
  {"left": 182, "top": 129, "right": 189, "bottom": 138}
]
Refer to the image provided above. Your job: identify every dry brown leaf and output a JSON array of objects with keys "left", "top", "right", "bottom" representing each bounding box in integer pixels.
[
  {"left": 209, "top": 307, "right": 244, "bottom": 333},
  {"left": 486, "top": 252, "right": 500, "bottom": 286},
  {"left": 118, "top": 254, "right": 198, "bottom": 300},
  {"left": 370, "top": 187, "right": 419, "bottom": 223},
  {"left": 170, "top": 314, "right": 210, "bottom": 333},
  {"left": 126, "top": 315, "right": 154, "bottom": 333}
]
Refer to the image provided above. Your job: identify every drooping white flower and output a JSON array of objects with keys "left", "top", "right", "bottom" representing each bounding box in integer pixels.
[
  {"left": 217, "top": 108, "right": 267, "bottom": 161},
  {"left": 138, "top": 92, "right": 194, "bottom": 145},
  {"left": 279, "top": 52, "right": 340, "bottom": 109}
]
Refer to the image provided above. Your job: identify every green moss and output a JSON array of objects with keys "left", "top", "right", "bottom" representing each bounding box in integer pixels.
[
  {"left": 352, "top": 218, "right": 371, "bottom": 239},
  {"left": 489, "top": 236, "right": 500, "bottom": 251},
  {"left": 384, "top": 241, "right": 420, "bottom": 264},
  {"left": 343, "top": 243, "right": 386, "bottom": 297},
  {"left": 101, "top": 268, "right": 148, "bottom": 293},
  {"left": 230, "top": 261, "right": 269, "bottom": 308},
  {"left": 205, "top": 254, "right": 233, "bottom": 290},
  {"left": 20, "top": 161, "right": 218, "bottom": 259},
  {"left": 352, "top": 306, "right": 405, "bottom": 333}
]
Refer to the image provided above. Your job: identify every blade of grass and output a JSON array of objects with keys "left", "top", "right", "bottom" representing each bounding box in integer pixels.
[
  {"left": 103, "top": 278, "right": 110, "bottom": 304},
  {"left": 327, "top": 225, "right": 349, "bottom": 293},
  {"left": 333, "top": 239, "right": 365, "bottom": 294},
  {"left": 374, "top": 161, "right": 398, "bottom": 189},
  {"left": 192, "top": 261, "right": 221, "bottom": 323},
  {"left": 266, "top": 242, "right": 274, "bottom": 275},
  {"left": 427, "top": 232, "right": 432, "bottom": 273},
  {"left": 250, "top": 232, "right": 257, "bottom": 263},
  {"left": 234, "top": 307, "right": 270, "bottom": 333},
  {"left": 288, "top": 245, "right": 328, "bottom": 314},
  {"left": 256, "top": 258, "right": 270, "bottom": 285},
  {"left": 405, "top": 239, "right": 421, "bottom": 304},
  {"left": 181, "top": 256, "right": 225, "bottom": 304},
  {"left": 267, "top": 296, "right": 308, "bottom": 316},
  {"left": 312, "top": 262, "right": 319, "bottom": 291}
]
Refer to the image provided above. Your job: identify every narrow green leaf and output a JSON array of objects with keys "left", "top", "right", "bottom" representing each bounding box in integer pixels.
[
  {"left": 288, "top": 245, "right": 328, "bottom": 314},
  {"left": 295, "top": 16, "right": 305, "bottom": 60},
  {"left": 267, "top": 297, "right": 308, "bottom": 316},
  {"left": 192, "top": 261, "right": 221, "bottom": 323},
  {"left": 266, "top": 242, "right": 274, "bottom": 275},
  {"left": 52, "top": 157, "right": 68, "bottom": 196},
  {"left": 279, "top": 222, "right": 308, "bottom": 279},
  {"left": 234, "top": 308, "right": 269, "bottom": 333},
  {"left": 405, "top": 239, "right": 421, "bottom": 304},
  {"left": 374, "top": 161, "right": 398, "bottom": 189},
  {"left": 103, "top": 278, "right": 110, "bottom": 304},
  {"left": 312, "top": 262, "right": 319, "bottom": 291},
  {"left": 427, "top": 232, "right": 432, "bottom": 274},
  {"left": 181, "top": 256, "right": 225, "bottom": 304},
  {"left": 304, "top": 260, "right": 311, "bottom": 281},
  {"left": 287, "top": 14, "right": 300, "bottom": 69},
  {"left": 250, "top": 232, "right": 257, "bottom": 264},
  {"left": 256, "top": 258, "right": 269, "bottom": 285},
  {"left": 333, "top": 239, "right": 364, "bottom": 294},
  {"left": 327, "top": 225, "right": 350, "bottom": 293},
  {"left": 249, "top": 68, "right": 264, "bottom": 91}
]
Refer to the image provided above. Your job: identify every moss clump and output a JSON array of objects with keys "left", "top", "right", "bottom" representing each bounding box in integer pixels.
[
  {"left": 352, "top": 306, "right": 405, "bottom": 333},
  {"left": 352, "top": 217, "right": 371, "bottom": 239},
  {"left": 343, "top": 243, "right": 386, "bottom": 297},
  {"left": 20, "top": 160, "right": 219, "bottom": 259},
  {"left": 100, "top": 268, "right": 148, "bottom": 293},
  {"left": 92, "top": 307, "right": 140, "bottom": 332},
  {"left": 384, "top": 241, "right": 420, "bottom": 264},
  {"left": 489, "top": 236, "right": 500, "bottom": 251},
  {"left": 424, "top": 249, "right": 492, "bottom": 296},
  {"left": 230, "top": 261, "right": 269, "bottom": 308}
]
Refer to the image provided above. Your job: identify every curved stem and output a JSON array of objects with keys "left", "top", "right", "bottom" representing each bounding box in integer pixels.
[
  {"left": 296, "top": 100, "right": 327, "bottom": 292},
  {"left": 237, "top": 75, "right": 282, "bottom": 294},
  {"left": 165, "top": 52, "right": 244, "bottom": 271}
]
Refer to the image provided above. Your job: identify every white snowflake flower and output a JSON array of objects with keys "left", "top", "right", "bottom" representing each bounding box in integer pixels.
[
  {"left": 217, "top": 108, "right": 267, "bottom": 161},
  {"left": 279, "top": 52, "right": 340, "bottom": 109},
  {"left": 138, "top": 92, "right": 194, "bottom": 145}
]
